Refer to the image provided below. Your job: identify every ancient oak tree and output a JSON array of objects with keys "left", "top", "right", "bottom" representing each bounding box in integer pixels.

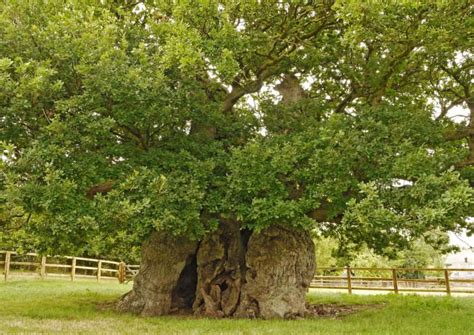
[{"left": 1, "top": 1, "right": 473, "bottom": 318}]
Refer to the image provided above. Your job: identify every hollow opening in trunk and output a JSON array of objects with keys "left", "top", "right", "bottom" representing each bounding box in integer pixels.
[
  {"left": 219, "top": 281, "right": 229, "bottom": 291},
  {"left": 171, "top": 253, "right": 198, "bottom": 311},
  {"left": 239, "top": 228, "right": 252, "bottom": 283}
]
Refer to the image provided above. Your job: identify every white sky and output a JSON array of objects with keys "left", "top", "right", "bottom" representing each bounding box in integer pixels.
[{"left": 449, "top": 230, "right": 474, "bottom": 250}]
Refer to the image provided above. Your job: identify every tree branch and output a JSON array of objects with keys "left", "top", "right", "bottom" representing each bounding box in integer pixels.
[
  {"left": 444, "top": 128, "right": 474, "bottom": 141},
  {"left": 86, "top": 181, "right": 116, "bottom": 199}
]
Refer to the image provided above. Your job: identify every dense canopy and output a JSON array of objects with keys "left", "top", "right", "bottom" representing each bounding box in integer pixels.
[{"left": 0, "top": 0, "right": 473, "bottom": 261}]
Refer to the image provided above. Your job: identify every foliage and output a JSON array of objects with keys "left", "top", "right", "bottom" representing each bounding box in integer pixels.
[
  {"left": 0, "top": 1, "right": 473, "bottom": 259},
  {"left": 314, "top": 235, "right": 446, "bottom": 277}
]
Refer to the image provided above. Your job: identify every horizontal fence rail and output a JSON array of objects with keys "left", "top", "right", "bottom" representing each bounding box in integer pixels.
[
  {"left": 311, "top": 266, "right": 474, "bottom": 295},
  {"left": 1, "top": 250, "right": 139, "bottom": 283},
  {"left": 3, "top": 251, "right": 473, "bottom": 295}
]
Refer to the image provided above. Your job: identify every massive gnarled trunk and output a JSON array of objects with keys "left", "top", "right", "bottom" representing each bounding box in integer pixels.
[{"left": 117, "top": 223, "right": 315, "bottom": 319}]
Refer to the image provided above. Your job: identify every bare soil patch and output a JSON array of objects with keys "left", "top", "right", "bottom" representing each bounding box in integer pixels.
[{"left": 306, "top": 303, "right": 386, "bottom": 319}]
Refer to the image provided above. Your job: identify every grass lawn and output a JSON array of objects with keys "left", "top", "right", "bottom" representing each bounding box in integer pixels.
[{"left": 0, "top": 280, "right": 473, "bottom": 334}]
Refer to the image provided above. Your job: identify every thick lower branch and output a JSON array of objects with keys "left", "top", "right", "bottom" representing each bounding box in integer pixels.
[{"left": 86, "top": 180, "right": 115, "bottom": 199}]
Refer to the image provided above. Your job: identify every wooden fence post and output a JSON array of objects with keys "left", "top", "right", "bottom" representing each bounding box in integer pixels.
[
  {"left": 97, "top": 260, "right": 102, "bottom": 282},
  {"left": 392, "top": 268, "right": 399, "bottom": 294},
  {"left": 118, "top": 262, "right": 126, "bottom": 284},
  {"left": 444, "top": 268, "right": 451, "bottom": 296},
  {"left": 346, "top": 266, "right": 352, "bottom": 294},
  {"left": 71, "top": 257, "right": 76, "bottom": 282},
  {"left": 40, "top": 256, "right": 47, "bottom": 279},
  {"left": 4, "top": 251, "right": 11, "bottom": 281}
]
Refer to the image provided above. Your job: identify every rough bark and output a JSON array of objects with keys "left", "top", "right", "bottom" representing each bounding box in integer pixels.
[
  {"left": 192, "top": 220, "right": 249, "bottom": 317},
  {"left": 117, "top": 231, "right": 198, "bottom": 316},
  {"left": 275, "top": 74, "right": 307, "bottom": 104},
  {"left": 118, "top": 224, "right": 315, "bottom": 319},
  {"left": 235, "top": 225, "right": 315, "bottom": 319}
]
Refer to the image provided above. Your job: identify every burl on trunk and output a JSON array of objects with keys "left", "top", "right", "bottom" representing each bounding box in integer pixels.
[{"left": 117, "top": 223, "right": 315, "bottom": 319}]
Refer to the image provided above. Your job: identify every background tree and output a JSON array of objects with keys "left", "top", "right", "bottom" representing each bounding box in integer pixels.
[
  {"left": 1, "top": 0, "right": 473, "bottom": 318},
  {"left": 313, "top": 234, "right": 447, "bottom": 278}
]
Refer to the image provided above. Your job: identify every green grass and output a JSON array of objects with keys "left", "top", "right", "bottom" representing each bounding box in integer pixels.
[{"left": 0, "top": 280, "right": 473, "bottom": 334}]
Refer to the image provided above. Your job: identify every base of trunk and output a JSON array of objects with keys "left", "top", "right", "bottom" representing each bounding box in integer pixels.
[
  {"left": 116, "top": 231, "right": 198, "bottom": 316},
  {"left": 235, "top": 225, "right": 315, "bottom": 318},
  {"left": 117, "top": 224, "right": 315, "bottom": 319}
]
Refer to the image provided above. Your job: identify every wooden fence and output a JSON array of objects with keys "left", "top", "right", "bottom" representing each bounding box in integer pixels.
[
  {"left": 311, "top": 266, "right": 474, "bottom": 295},
  {"left": 3, "top": 251, "right": 474, "bottom": 295},
  {"left": 1, "top": 251, "right": 139, "bottom": 283}
]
